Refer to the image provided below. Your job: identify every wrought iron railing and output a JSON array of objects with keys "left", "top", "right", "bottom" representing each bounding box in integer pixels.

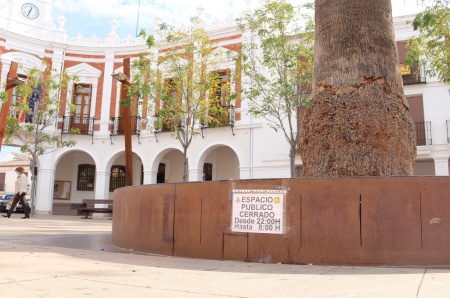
[
  {"left": 4, "top": 106, "right": 42, "bottom": 123},
  {"left": 110, "top": 116, "right": 141, "bottom": 135},
  {"left": 415, "top": 121, "right": 432, "bottom": 146},
  {"left": 200, "top": 104, "right": 235, "bottom": 137},
  {"left": 110, "top": 116, "right": 142, "bottom": 144},
  {"left": 61, "top": 116, "right": 95, "bottom": 144},
  {"left": 62, "top": 116, "right": 94, "bottom": 135},
  {"left": 202, "top": 104, "right": 235, "bottom": 127},
  {"left": 402, "top": 61, "right": 426, "bottom": 85}
]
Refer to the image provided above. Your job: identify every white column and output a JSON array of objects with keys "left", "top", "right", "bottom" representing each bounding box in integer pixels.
[
  {"left": 143, "top": 170, "right": 157, "bottom": 184},
  {"left": 189, "top": 168, "right": 203, "bottom": 182},
  {"left": 99, "top": 52, "right": 115, "bottom": 136},
  {"left": 94, "top": 171, "right": 110, "bottom": 200},
  {"left": 433, "top": 157, "right": 449, "bottom": 176},
  {"left": 35, "top": 168, "right": 55, "bottom": 215},
  {"left": 431, "top": 145, "right": 450, "bottom": 176},
  {"left": 49, "top": 49, "right": 65, "bottom": 132},
  {"left": 239, "top": 166, "right": 251, "bottom": 179}
]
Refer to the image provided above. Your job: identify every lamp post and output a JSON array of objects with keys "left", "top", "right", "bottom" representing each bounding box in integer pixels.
[
  {"left": 0, "top": 62, "right": 25, "bottom": 152},
  {"left": 112, "top": 58, "right": 133, "bottom": 186}
]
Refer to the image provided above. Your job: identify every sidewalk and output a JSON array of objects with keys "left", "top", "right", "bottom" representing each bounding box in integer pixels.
[{"left": 0, "top": 215, "right": 449, "bottom": 298}]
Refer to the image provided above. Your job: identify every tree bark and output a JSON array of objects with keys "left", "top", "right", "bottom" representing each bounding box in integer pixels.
[
  {"left": 290, "top": 147, "right": 296, "bottom": 178},
  {"left": 183, "top": 148, "right": 188, "bottom": 182},
  {"left": 299, "top": 0, "right": 416, "bottom": 177}
]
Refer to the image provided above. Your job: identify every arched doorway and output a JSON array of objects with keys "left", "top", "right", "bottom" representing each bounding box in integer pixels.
[
  {"left": 106, "top": 152, "right": 143, "bottom": 198},
  {"left": 154, "top": 150, "right": 185, "bottom": 183},
  {"left": 200, "top": 145, "right": 239, "bottom": 181},
  {"left": 52, "top": 150, "right": 96, "bottom": 215}
]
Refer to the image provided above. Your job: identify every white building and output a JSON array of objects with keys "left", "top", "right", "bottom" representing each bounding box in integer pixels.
[
  {"left": 0, "top": 152, "right": 32, "bottom": 195},
  {"left": 1, "top": 0, "right": 449, "bottom": 215}
]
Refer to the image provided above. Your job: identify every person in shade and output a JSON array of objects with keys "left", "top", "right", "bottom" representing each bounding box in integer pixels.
[{"left": 3, "top": 167, "right": 30, "bottom": 219}]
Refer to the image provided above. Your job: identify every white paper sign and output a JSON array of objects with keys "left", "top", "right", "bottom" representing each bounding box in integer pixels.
[{"left": 231, "top": 189, "right": 286, "bottom": 234}]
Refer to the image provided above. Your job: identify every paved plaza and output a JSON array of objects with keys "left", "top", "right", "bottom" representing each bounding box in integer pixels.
[{"left": 0, "top": 215, "right": 449, "bottom": 297}]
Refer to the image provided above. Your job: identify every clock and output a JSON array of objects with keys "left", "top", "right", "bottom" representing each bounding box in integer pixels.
[{"left": 21, "top": 3, "right": 40, "bottom": 20}]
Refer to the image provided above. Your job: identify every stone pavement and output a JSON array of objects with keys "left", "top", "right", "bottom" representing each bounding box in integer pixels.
[{"left": 0, "top": 215, "right": 449, "bottom": 298}]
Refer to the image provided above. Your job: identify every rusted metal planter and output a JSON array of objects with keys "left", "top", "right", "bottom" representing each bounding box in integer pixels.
[{"left": 112, "top": 177, "right": 450, "bottom": 266}]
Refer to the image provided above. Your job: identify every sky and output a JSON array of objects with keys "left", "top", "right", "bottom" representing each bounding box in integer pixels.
[
  {"left": 50, "top": 0, "right": 425, "bottom": 40},
  {"left": 0, "top": 0, "right": 424, "bottom": 158}
]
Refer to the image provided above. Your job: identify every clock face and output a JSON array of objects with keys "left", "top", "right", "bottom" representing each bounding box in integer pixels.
[{"left": 21, "top": 3, "right": 40, "bottom": 20}]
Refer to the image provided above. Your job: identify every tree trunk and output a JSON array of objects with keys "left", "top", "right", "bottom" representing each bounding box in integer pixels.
[
  {"left": 183, "top": 148, "right": 188, "bottom": 182},
  {"left": 299, "top": 0, "right": 416, "bottom": 177},
  {"left": 30, "top": 157, "right": 37, "bottom": 216},
  {"left": 290, "top": 146, "right": 296, "bottom": 178}
]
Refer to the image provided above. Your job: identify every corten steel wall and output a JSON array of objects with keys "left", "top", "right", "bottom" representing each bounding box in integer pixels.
[{"left": 112, "top": 177, "right": 450, "bottom": 265}]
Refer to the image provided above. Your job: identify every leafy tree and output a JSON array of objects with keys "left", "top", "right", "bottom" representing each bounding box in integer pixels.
[
  {"left": 135, "top": 18, "right": 233, "bottom": 181},
  {"left": 406, "top": 0, "right": 450, "bottom": 82},
  {"left": 237, "top": 0, "right": 314, "bottom": 178},
  {"left": 0, "top": 64, "right": 77, "bottom": 214}
]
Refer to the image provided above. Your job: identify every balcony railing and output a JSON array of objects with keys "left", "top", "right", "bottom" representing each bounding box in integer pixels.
[
  {"left": 61, "top": 116, "right": 95, "bottom": 144},
  {"left": 202, "top": 104, "right": 236, "bottom": 127},
  {"left": 200, "top": 104, "right": 235, "bottom": 137},
  {"left": 4, "top": 107, "right": 46, "bottom": 124},
  {"left": 62, "top": 116, "right": 94, "bottom": 135},
  {"left": 110, "top": 116, "right": 141, "bottom": 135},
  {"left": 402, "top": 61, "right": 426, "bottom": 85},
  {"left": 415, "top": 121, "right": 432, "bottom": 146}
]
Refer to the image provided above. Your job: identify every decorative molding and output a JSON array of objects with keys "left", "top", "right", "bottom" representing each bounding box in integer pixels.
[
  {"left": 65, "top": 62, "right": 102, "bottom": 78},
  {"left": 0, "top": 51, "right": 44, "bottom": 72}
]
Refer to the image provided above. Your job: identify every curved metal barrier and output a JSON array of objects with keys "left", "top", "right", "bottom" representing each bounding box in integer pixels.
[{"left": 112, "top": 177, "right": 450, "bottom": 265}]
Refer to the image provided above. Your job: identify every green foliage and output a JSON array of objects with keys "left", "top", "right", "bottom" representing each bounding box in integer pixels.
[
  {"left": 406, "top": 0, "right": 450, "bottom": 82},
  {"left": 0, "top": 91, "right": 7, "bottom": 103},
  {"left": 2, "top": 62, "right": 78, "bottom": 163},
  {"left": 133, "top": 18, "right": 233, "bottom": 181},
  {"left": 237, "top": 0, "right": 315, "bottom": 177}
]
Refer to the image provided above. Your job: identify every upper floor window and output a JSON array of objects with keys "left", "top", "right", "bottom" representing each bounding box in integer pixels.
[
  {"left": 211, "top": 69, "right": 230, "bottom": 107},
  {"left": 156, "top": 78, "right": 182, "bottom": 131},
  {"left": 207, "top": 69, "right": 231, "bottom": 127},
  {"left": 77, "top": 164, "right": 95, "bottom": 191},
  {"left": 72, "top": 84, "right": 92, "bottom": 118},
  {"left": 397, "top": 41, "right": 426, "bottom": 85},
  {"left": 9, "top": 81, "right": 40, "bottom": 123}
]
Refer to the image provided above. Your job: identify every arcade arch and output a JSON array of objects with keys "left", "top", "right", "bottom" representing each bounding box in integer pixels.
[
  {"left": 150, "top": 147, "right": 186, "bottom": 184},
  {"left": 197, "top": 144, "right": 240, "bottom": 181}
]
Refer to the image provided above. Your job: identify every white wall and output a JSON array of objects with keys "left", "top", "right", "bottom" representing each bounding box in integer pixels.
[
  {"left": 164, "top": 150, "right": 184, "bottom": 183},
  {"left": 54, "top": 152, "right": 95, "bottom": 203},
  {"left": 0, "top": 166, "right": 32, "bottom": 195}
]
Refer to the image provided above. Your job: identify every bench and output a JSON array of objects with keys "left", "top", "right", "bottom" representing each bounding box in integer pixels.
[{"left": 70, "top": 199, "right": 113, "bottom": 219}]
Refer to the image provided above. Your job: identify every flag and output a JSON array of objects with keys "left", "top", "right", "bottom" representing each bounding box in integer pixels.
[
  {"left": 26, "top": 85, "right": 41, "bottom": 122},
  {"left": 18, "top": 77, "right": 30, "bottom": 122},
  {"left": 18, "top": 83, "right": 41, "bottom": 123}
]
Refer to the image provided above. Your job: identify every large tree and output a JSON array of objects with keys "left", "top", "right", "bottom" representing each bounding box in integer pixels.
[
  {"left": 299, "top": 0, "right": 416, "bottom": 177},
  {"left": 406, "top": 0, "right": 450, "bottom": 83},
  {"left": 237, "top": 0, "right": 314, "bottom": 178},
  {"left": 1, "top": 64, "right": 76, "bottom": 214},
  {"left": 135, "top": 18, "right": 232, "bottom": 181}
]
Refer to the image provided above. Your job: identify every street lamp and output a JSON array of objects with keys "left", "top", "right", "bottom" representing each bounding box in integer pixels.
[
  {"left": 111, "top": 72, "right": 131, "bottom": 86},
  {"left": 0, "top": 62, "right": 25, "bottom": 152},
  {"left": 111, "top": 58, "right": 133, "bottom": 186}
]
